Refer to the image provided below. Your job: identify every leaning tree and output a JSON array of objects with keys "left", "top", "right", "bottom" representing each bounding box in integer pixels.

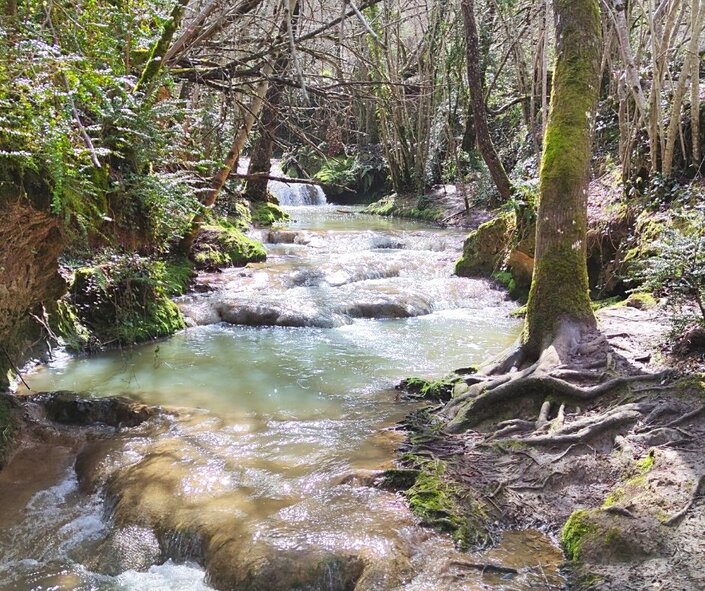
[{"left": 443, "top": 0, "right": 668, "bottom": 435}]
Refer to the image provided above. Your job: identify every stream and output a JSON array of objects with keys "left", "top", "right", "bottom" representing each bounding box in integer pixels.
[{"left": 0, "top": 206, "right": 565, "bottom": 590}]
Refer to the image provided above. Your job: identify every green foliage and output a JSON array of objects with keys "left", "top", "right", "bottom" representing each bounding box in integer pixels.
[
  {"left": 69, "top": 254, "right": 185, "bottom": 346},
  {"left": 636, "top": 208, "right": 705, "bottom": 329},
  {"left": 0, "top": 0, "right": 201, "bottom": 245},
  {"left": 162, "top": 259, "right": 194, "bottom": 296}
]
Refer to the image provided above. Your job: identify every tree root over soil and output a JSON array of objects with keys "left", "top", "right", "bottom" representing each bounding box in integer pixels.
[{"left": 393, "top": 318, "right": 705, "bottom": 590}]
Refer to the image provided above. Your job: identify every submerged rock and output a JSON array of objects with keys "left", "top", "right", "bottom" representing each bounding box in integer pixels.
[{"left": 31, "top": 391, "right": 157, "bottom": 428}]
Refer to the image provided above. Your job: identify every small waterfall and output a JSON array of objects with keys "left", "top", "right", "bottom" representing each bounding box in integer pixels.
[{"left": 238, "top": 158, "right": 327, "bottom": 206}]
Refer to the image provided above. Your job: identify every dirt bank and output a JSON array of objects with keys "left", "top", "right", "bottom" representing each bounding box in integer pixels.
[{"left": 392, "top": 300, "right": 705, "bottom": 591}]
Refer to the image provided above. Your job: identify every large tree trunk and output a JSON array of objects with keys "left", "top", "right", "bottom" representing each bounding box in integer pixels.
[
  {"left": 461, "top": 0, "right": 513, "bottom": 202},
  {"left": 523, "top": 0, "right": 602, "bottom": 358}
]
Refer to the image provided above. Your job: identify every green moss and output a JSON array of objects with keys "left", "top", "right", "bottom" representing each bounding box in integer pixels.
[
  {"left": 623, "top": 292, "right": 657, "bottom": 310},
  {"left": 195, "top": 221, "right": 267, "bottom": 269},
  {"left": 52, "top": 299, "right": 92, "bottom": 352},
  {"left": 562, "top": 509, "right": 598, "bottom": 561},
  {"left": 405, "top": 459, "right": 487, "bottom": 549},
  {"left": 379, "top": 468, "right": 420, "bottom": 490},
  {"left": 364, "top": 195, "right": 396, "bottom": 216},
  {"left": 250, "top": 201, "right": 289, "bottom": 227},
  {"left": 591, "top": 296, "right": 621, "bottom": 311},
  {"left": 398, "top": 375, "right": 463, "bottom": 402},
  {"left": 455, "top": 214, "right": 514, "bottom": 277},
  {"left": 162, "top": 259, "right": 194, "bottom": 296},
  {"left": 492, "top": 270, "right": 517, "bottom": 293},
  {"left": 636, "top": 449, "right": 656, "bottom": 474},
  {"left": 364, "top": 194, "right": 443, "bottom": 223},
  {"left": 69, "top": 256, "right": 186, "bottom": 347}
]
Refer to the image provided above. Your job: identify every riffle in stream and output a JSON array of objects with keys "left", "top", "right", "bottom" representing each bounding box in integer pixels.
[{"left": 1, "top": 206, "right": 564, "bottom": 590}]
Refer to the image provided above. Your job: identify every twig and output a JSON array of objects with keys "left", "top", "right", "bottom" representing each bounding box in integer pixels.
[{"left": 0, "top": 345, "right": 30, "bottom": 390}]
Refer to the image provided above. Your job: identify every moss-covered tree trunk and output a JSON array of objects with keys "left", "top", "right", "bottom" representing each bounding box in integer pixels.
[
  {"left": 523, "top": 0, "right": 601, "bottom": 358},
  {"left": 133, "top": 0, "right": 190, "bottom": 94}
]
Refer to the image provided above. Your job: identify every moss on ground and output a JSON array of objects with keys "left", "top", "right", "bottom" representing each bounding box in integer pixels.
[
  {"left": 562, "top": 509, "right": 599, "bottom": 561},
  {"left": 67, "top": 256, "right": 186, "bottom": 347},
  {"left": 404, "top": 459, "right": 487, "bottom": 550}
]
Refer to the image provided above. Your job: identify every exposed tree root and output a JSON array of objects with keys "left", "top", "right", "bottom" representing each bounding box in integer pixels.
[
  {"left": 664, "top": 475, "right": 705, "bottom": 527},
  {"left": 510, "top": 403, "right": 652, "bottom": 447}
]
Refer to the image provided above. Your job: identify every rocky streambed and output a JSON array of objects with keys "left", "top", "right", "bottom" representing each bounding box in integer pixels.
[{"left": 0, "top": 206, "right": 567, "bottom": 590}]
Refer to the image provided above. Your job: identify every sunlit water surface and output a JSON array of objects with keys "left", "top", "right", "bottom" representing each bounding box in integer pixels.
[{"left": 0, "top": 207, "right": 565, "bottom": 590}]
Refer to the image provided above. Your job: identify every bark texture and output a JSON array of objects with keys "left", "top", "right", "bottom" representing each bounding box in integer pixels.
[
  {"left": 461, "top": 0, "right": 513, "bottom": 202},
  {"left": 523, "top": 0, "right": 602, "bottom": 357}
]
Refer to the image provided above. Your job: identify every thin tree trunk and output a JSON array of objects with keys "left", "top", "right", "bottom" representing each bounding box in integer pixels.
[
  {"left": 244, "top": 0, "right": 300, "bottom": 202},
  {"left": 663, "top": 0, "right": 705, "bottom": 176},
  {"left": 134, "top": 0, "right": 190, "bottom": 93},
  {"left": 179, "top": 64, "right": 273, "bottom": 254},
  {"left": 461, "top": 0, "right": 513, "bottom": 202},
  {"left": 691, "top": 0, "right": 702, "bottom": 170},
  {"left": 524, "top": 0, "right": 601, "bottom": 357}
]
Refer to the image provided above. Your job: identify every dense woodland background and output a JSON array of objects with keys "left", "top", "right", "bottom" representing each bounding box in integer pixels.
[{"left": 0, "top": 0, "right": 704, "bottom": 380}]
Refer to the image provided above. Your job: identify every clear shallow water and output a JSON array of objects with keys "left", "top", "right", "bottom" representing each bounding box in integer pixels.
[{"left": 0, "top": 206, "right": 564, "bottom": 591}]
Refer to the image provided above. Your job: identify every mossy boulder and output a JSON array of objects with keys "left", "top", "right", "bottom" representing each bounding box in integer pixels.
[
  {"left": 455, "top": 214, "right": 514, "bottom": 277},
  {"left": 397, "top": 374, "right": 463, "bottom": 402},
  {"left": 67, "top": 255, "right": 185, "bottom": 347},
  {"left": 193, "top": 222, "right": 267, "bottom": 269},
  {"left": 561, "top": 508, "right": 665, "bottom": 563},
  {"left": 250, "top": 200, "right": 289, "bottom": 227},
  {"left": 364, "top": 193, "right": 443, "bottom": 222}
]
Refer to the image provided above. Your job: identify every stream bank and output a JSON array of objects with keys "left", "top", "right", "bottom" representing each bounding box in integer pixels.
[
  {"left": 394, "top": 297, "right": 705, "bottom": 591},
  {"left": 0, "top": 205, "right": 568, "bottom": 591}
]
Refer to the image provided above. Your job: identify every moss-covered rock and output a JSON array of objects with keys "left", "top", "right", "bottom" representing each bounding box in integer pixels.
[
  {"left": 397, "top": 375, "right": 463, "bottom": 402},
  {"left": 364, "top": 193, "right": 443, "bottom": 223},
  {"left": 455, "top": 214, "right": 514, "bottom": 277},
  {"left": 67, "top": 255, "right": 185, "bottom": 347},
  {"left": 250, "top": 200, "right": 289, "bottom": 227},
  {"left": 192, "top": 221, "right": 267, "bottom": 269},
  {"left": 52, "top": 299, "right": 93, "bottom": 352},
  {"left": 561, "top": 508, "right": 665, "bottom": 563}
]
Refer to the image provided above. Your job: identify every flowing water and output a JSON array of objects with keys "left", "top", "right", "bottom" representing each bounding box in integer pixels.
[{"left": 0, "top": 206, "right": 566, "bottom": 590}]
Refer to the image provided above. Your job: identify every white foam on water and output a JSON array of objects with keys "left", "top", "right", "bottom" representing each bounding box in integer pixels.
[{"left": 116, "top": 561, "right": 212, "bottom": 591}]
